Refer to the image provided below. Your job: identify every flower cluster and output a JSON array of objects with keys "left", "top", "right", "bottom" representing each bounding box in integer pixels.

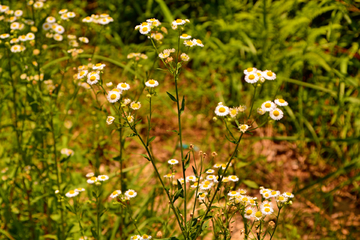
[
  {"left": 65, "top": 188, "right": 85, "bottom": 198},
  {"left": 243, "top": 67, "right": 276, "bottom": 84},
  {"left": 82, "top": 13, "right": 114, "bottom": 25},
  {"left": 127, "top": 52, "right": 148, "bottom": 60},
  {"left": 60, "top": 148, "right": 74, "bottom": 157},
  {"left": 86, "top": 174, "right": 109, "bottom": 184},
  {"left": 109, "top": 189, "right": 137, "bottom": 200},
  {"left": 135, "top": 18, "right": 161, "bottom": 35},
  {"left": 130, "top": 234, "right": 152, "bottom": 240}
]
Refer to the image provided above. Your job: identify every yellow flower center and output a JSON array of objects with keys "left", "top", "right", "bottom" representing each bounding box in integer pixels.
[
  {"left": 129, "top": 191, "right": 134, "bottom": 195},
  {"left": 240, "top": 125, "right": 247, "bottom": 130},
  {"left": 230, "top": 109, "right": 237, "bottom": 115},
  {"left": 231, "top": 191, "right": 237, "bottom": 195},
  {"left": 90, "top": 76, "right": 96, "bottom": 81},
  {"left": 219, "top": 107, "right": 226, "bottom": 113},
  {"left": 182, "top": 34, "right": 188, "bottom": 37},
  {"left": 221, "top": 164, "right": 226, "bottom": 168},
  {"left": 121, "top": 83, "right": 127, "bottom": 88},
  {"left": 96, "top": 63, "right": 102, "bottom": 67},
  {"left": 246, "top": 209, "right": 252, "bottom": 215},
  {"left": 80, "top": 71, "right": 85, "bottom": 76},
  {"left": 77, "top": 188, "right": 82, "bottom": 191},
  {"left": 255, "top": 211, "right": 262, "bottom": 218},
  {"left": 101, "top": 176, "right": 106, "bottom": 179},
  {"left": 176, "top": 19, "right": 182, "bottom": 23},
  {"left": 265, "top": 103, "right": 271, "bottom": 108},
  {"left": 203, "top": 184, "right": 209, "bottom": 188},
  {"left": 265, "top": 208, "right": 270, "bottom": 212},
  {"left": 143, "top": 235, "right": 148, "bottom": 238},
  {"left": 69, "top": 190, "right": 75, "bottom": 194},
  {"left": 200, "top": 193, "right": 205, "bottom": 197},
  {"left": 286, "top": 192, "right": 291, "bottom": 196},
  {"left": 196, "top": 39, "right": 202, "bottom": 44},
  {"left": 279, "top": 196, "right": 284, "bottom": 201},
  {"left": 85, "top": 17, "right": 91, "bottom": 20},
  {"left": 148, "top": 80, "right": 155, "bottom": 84},
  {"left": 112, "top": 191, "right": 118, "bottom": 195},
  {"left": 249, "top": 74, "right": 255, "bottom": 80},
  {"left": 267, "top": 71, "right": 273, "bottom": 76},
  {"left": 231, "top": 176, "right": 236, "bottom": 179},
  {"left": 110, "top": 94, "right": 117, "bottom": 100},
  {"left": 90, "top": 177, "right": 96, "bottom": 181},
  {"left": 271, "top": 191, "right": 277, "bottom": 195},
  {"left": 242, "top": 197, "right": 248, "bottom": 201},
  {"left": 204, "top": 181, "right": 211, "bottom": 185},
  {"left": 279, "top": 99, "right": 285, "bottom": 103},
  {"left": 240, "top": 191, "right": 245, "bottom": 194},
  {"left": 265, "top": 193, "right": 269, "bottom": 197},
  {"left": 112, "top": 88, "right": 120, "bottom": 92},
  {"left": 14, "top": 47, "right": 18, "bottom": 50},
  {"left": 187, "top": 41, "right": 193, "bottom": 46},
  {"left": 142, "top": 22, "right": 148, "bottom": 26},
  {"left": 264, "top": 203, "right": 270, "bottom": 207},
  {"left": 132, "top": 103, "right": 139, "bottom": 108},
  {"left": 247, "top": 68, "right": 253, "bottom": 72},
  {"left": 273, "top": 110, "right": 279, "bottom": 116},
  {"left": 142, "top": 27, "right": 148, "bottom": 32},
  {"left": 171, "top": 160, "right": 176, "bottom": 163}
]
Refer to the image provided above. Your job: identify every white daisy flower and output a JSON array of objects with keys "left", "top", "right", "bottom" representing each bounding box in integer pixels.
[
  {"left": 178, "top": 178, "right": 185, "bottom": 184},
  {"left": 193, "top": 39, "right": 204, "bottom": 47},
  {"left": 79, "top": 37, "right": 89, "bottom": 43},
  {"left": 61, "top": 148, "right": 74, "bottom": 156},
  {"left": 238, "top": 105, "right": 247, "bottom": 112},
  {"left": 269, "top": 108, "right": 284, "bottom": 121},
  {"left": 228, "top": 175, "right": 239, "bottom": 182},
  {"left": 18, "top": 35, "right": 27, "bottom": 41},
  {"left": 190, "top": 183, "right": 199, "bottom": 189},
  {"left": 254, "top": 211, "right": 263, "bottom": 221},
  {"left": 180, "top": 53, "right": 190, "bottom": 61},
  {"left": 261, "top": 206, "right": 274, "bottom": 215},
  {"left": 172, "top": 19, "right": 186, "bottom": 25},
  {"left": 130, "top": 101, "right": 141, "bottom": 110},
  {"left": 147, "top": 18, "right": 161, "bottom": 27},
  {"left": 107, "top": 91, "right": 121, "bottom": 103},
  {"left": 77, "top": 70, "right": 88, "bottom": 80},
  {"left": 164, "top": 173, "right": 174, "bottom": 179},
  {"left": 200, "top": 184, "right": 212, "bottom": 191},
  {"left": 186, "top": 175, "right": 197, "bottom": 182},
  {"left": 10, "top": 22, "right": 20, "bottom": 30},
  {"left": 239, "top": 124, "right": 249, "bottom": 133},
  {"left": 33, "top": 2, "right": 44, "bottom": 8},
  {"left": 106, "top": 116, "right": 115, "bottom": 125},
  {"left": 261, "top": 101, "right": 276, "bottom": 112},
  {"left": 263, "top": 70, "right": 276, "bottom": 80},
  {"left": 87, "top": 72, "right": 100, "bottom": 85},
  {"left": 117, "top": 82, "right": 130, "bottom": 91},
  {"left": 46, "top": 16, "right": 56, "bottom": 23},
  {"left": 276, "top": 195, "right": 288, "bottom": 203},
  {"left": 86, "top": 172, "right": 94, "bottom": 178},
  {"left": 93, "top": 63, "right": 106, "bottom": 70},
  {"left": 184, "top": 40, "right": 195, "bottom": 47},
  {"left": 106, "top": 82, "right": 113, "bottom": 87},
  {"left": 0, "top": 5, "right": 9, "bottom": 13},
  {"left": 14, "top": 10, "right": 23, "bottom": 17},
  {"left": 127, "top": 115, "right": 134, "bottom": 123},
  {"left": 180, "top": 33, "right": 191, "bottom": 39},
  {"left": 244, "top": 207, "right": 255, "bottom": 219},
  {"left": 244, "top": 73, "right": 259, "bottom": 84},
  {"left": 82, "top": 16, "right": 93, "bottom": 23},
  {"left": 214, "top": 105, "right": 230, "bottom": 116},
  {"left": 256, "top": 70, "right": 266, "bottom": 83},
  {"left": 98, "top": 18, "right": 110, "bottom": 25},
  {"left": 270, "top": 190, "right": 280, "bottom": 198},
  {"left": 206, "top": 169, "right": 215, "bottom": 174},
  {"left": 98, "top": 175, "right": 109, "bottom": 181},
  {"left": 54, "top": 25, "right": 65, "bottom": 34},
  {"left": 87, "top": 177, "right": 97, "bottom": 184},
  {"left": 257, "top": 108, "right": 266, "bottom": 115},
  {"left": 124, "top": 98, "right": 131, "bottom": 105},
  {"left": 261, "top": 201, "right": 272, "bottom": 208},
  {"left": 75, "top": 188, "right": 85, "bottom": 192},
  {"left": 229, "top": 108, "right": 238, "bottom": 118},
  {"left": 151, "top": 32, "right": 163, "bottom": 41},
  {"left": 228, "top": 190, "right": 239, "bottom": 197},
  {"left": 238, "top": 189, "right": 247, "bottom": 195},
  {"left": 206, "top": 175, "right": 216, "bottom": 181},
  {"left": 283, "top": 192, "right": 294, "bottom": 198},
  {"left": 125, "top": 189, "right": 137, "bottom": 198},
  {"left": 168, "top": 159, "right": 179, "bottom": 165},
  {"left": 130, "top": 235, "right": 141, "bottom": 240},
  {"left": 26, "top": 33, "right": 35, "bottom": 40},
  {"left": 198, "top": 192, "right": 208, "bottom": 201},
  {"left": 59, "top": 9, "right": 68, "bottom": 14},
  {"left": 274, "top": 99, "right": 288, "bottom": 106},
  {"left": 66, "top": 190, "right": 79, "bottom": 198},
  {"left": 0, "top": 33, "right": 10, "bottom": 39},
  {"left": 110, "top": 190, "right": 121, "bottom": 198},
  {"left": 262, "top": 192, "right": 272, "bottom": 199},
  {"left": 139, "top": 25, "right": 151, "bottom": 35},
  {"left": 145, "top": 79, "right": 159, "bottom": 88},
  {"left": 243, "top": 67, "right": 257, "bottom": 75},
  {"left": 67, "top": 12, "right": 76, "bottom": 18},
  {"left": 141, "top": 234, "right": 152, "bottom": 240}
]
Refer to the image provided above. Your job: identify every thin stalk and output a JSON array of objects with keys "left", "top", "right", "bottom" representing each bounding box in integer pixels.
[
  {"left": 194, "top": 133, "right": 244, "bottom": 238},
  {"left": 247, "top": 85, "right": 258, "bottom": 120},
  {"left": 269, "top": 207, "right": 281, "bottom": 240},
  {"left": 119, "top": 107, "right": 186, "bottom": 239}
]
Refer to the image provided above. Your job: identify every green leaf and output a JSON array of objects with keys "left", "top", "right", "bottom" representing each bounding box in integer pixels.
[
  {"left": 140, "top": 154, "right": 150, "bottom": 161},
  {"left": 166, "top": 92, "right": 177, "bottom": 102},
  {"left": 100, "top": 208, "right": 108, "bottom": 217},
  {"left": 173, "top": 180, "right": 184, "bottom": 203},
  {"left": 65, "top": 205, "right": 75, "bottom": 214},
  {"left": 242, "top": 180, "right": 258, "bottom": 189},
  {"left": 147, "top": 136, "right": 156, "bottom": 145},
  {"left": 180, "top": 96, "right": 185, "bottom": 112},
  {"left": 155, "top": 0, "right": 174, "bottom": 23},
  {"left": 91, "top": 228, "right": 98, "bottom": 239}
]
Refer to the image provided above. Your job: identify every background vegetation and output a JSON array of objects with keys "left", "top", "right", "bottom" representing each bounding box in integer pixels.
[{"left": 0, "top": 0, "right": 359, "bottom": 239}]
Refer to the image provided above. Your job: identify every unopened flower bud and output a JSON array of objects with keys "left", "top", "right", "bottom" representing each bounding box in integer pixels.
[{"left": 212, "top": 117, "right": 217, "bottom": 121}]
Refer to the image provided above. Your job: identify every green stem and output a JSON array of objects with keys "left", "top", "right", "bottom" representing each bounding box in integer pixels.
[
  {"left": 269, "top": 207, "right": 281, "bottom": 240},
  {"left": 194, "top": 133, "right": 244, "bottom": 238},
  {"left": 247, "top": 85, "right": 257, "bottom": 120}
]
